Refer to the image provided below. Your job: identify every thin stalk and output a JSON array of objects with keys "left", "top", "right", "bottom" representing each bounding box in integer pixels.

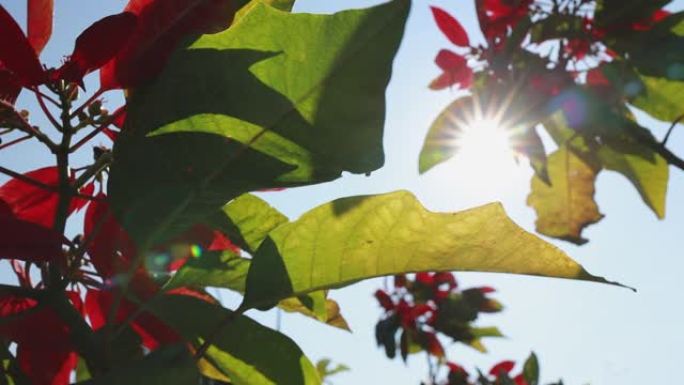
[{"left": 0, "top": 134, "right": 31, "bottom": 150}]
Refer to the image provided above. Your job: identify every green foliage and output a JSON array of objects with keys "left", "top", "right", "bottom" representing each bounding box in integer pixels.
[
  {"left": 109, "top": 0, "right": 411, "bottom": 246},
  {"left": 242, "top": 190, "right": 622, "bottom": 310}
]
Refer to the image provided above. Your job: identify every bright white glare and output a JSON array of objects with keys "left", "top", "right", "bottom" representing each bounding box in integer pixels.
[{"left": 447, "top": 118, "right": 527, "bottom": 198}]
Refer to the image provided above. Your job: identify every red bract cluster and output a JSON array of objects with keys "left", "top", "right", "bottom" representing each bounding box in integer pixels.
[
  {"left": 476, "top": 0, "right": 532, "bottom": 46},
  {"left": 0, "top": 1, "right": 245, "bottom": 383},
  {"left": 374, "top": 272, "right": 502, "bottom": 362},
  {"left": 440, "top": 358, "right": 533, "bottom": 385}
]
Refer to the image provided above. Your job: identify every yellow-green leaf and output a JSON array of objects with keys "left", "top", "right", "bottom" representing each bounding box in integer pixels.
[
  {"left": 242, "top": 190, "right": 625, "bottom": 309},
  {"left": 527, "top": 147, "right": 603, "bottom": 245}
]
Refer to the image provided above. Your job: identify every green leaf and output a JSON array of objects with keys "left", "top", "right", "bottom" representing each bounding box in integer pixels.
[
  {"left": 166, "top": 251, "right": 249, "bottom": 292},
  {"left": 110, "top": 0, "right": 410, "bottom": 246},
  {"left": 146, "top": 294, "right": 321, "bottom": 385},
  {"left": 81, "top": 345, "right": 200, "bottom": 385},
  {"left": 419, "top": 96, "right": 471, "bottom": 173},
  {"left": 166, "top": 251, "right": 350, "bottom": 330},
  {"left": 242, "top": 190, "right": 627, "bottom": 309},
  {"left": 315, "top": 359, "right": 350, "bottom": 381},
  {"left": 527, "top": 147, "right": 604, "bottom": 245},
  {"left": 523, "top": 352, "right": 540, "bottom": 385},
  {"left": 544, "top": 113, "right": 668, "bottom": 219},
  {"left": 207, "top": 193, "right": 288, "bottom": 254},
  {"left": 235, "top": 0, "right": 296, "bottom": 22},
  {"left": 631, "top": 75, "right": 684, "bottom": 122}
]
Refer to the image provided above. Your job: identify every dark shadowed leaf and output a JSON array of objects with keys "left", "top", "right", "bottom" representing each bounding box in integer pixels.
[
  {"left": 109, "top": 0, "right": 410, "bottom": 246},
  {"left": 80, "top": 345, "right": 199, "bottom": 385},
  {"left": 56, "top": 13, "right": 138, "bottom": 85},
  {"left": 146, "top": 293, "right": 321, "bottom": 385},
  {"left": 0, "top": 6, "right": 45, "bottom": 86},
  {"left": 100, "top": 0, "right": 238, "bottom": 90}
]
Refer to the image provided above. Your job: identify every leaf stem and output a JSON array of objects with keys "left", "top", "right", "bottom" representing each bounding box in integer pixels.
[
  {"left": 70, "top": 109, "right": 122, "bottom": 153},
  {"left": 662, "top": 114, "right": 684, "bottom": 145},
  {"left": 0, "top": 134, "right": 31, "bottom": 150},
  {"left": 0, "top": 165, "right": 55, "bottom": 190},
  {"left": 69, "top": 88, "right": 104, "bottom": 120},
  {"left": 32, "top": 87, "right": 63, "bottom": 132},
  {"left": 0, "top": 99, "right": 57, "bottom": 151}
]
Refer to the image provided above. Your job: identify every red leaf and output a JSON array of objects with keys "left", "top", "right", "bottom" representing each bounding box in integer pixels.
[
  {"left": 433, "top": 272, "right": 457, "bottom": 289},
  {"left": 100, "top": 0, "right": 238, "bottom": 90},
  {"left": 112, "top": 106, "right": 127, "bottom": 129},
  {"left": 0, "top": 6, "right": 46, "bottom": 86},
  {"left": 0, "top": 200, "right": 64, "bottom": 262},
  {"left": 0, "top": 294, "right": 77, "bottom": 385},
  {"left": 435, "top": 49, "right": 466, "bottom": 72},
  {"left": 83, "top": 194, "right": 137, "bottom": 277},
  {"left": 430, "top": 50, "right": 473, "bottom": 90},
  {"left": 514, "top": 374, "right": 530, "bottom": 385},
  {"left": 17, "top": 345, "right": 76, "bottom": 385},
  {"left": 476, "top": 0, "right": 532, "bottom": 42},
  {"left": 0, "top": 167, "right": 84, "bottom": 228},
  {"left": 394, "top": 274, "right": 407, "bottom": 288},
  {"left": 86, "top": 289, "right": 180, "bottom": 350},
  {"left": 374, "top": 289, "right": 395, "bottom": 311},
  {"left": 56, "top": 12, "right": 138, "bottom": 86},
  {"left": 430, "top": 6, "right": 470, "bottom": 47},
  {"left": 632, "top": 9, "right": 671, "bottom": 31},
  {"left": 489, "top": 360, "right": 516, "bottom": 377},
  {"left": 0, "top": 62, "right": 21, "bottom": 103},
  {"left": 447, "top": 362, "right": 467, "bottom": 374},
  {"left": 423, "top": 332, "right": 445, "bottom": 357},
  {"left": 27, "top": 0, "right": 54, "bottom": 54},
  {"left": 415, "top": 272, "right": 434, "bottom": 286},
  {"left": 429, "top": 68, "right": 473, "bottom": 91}
]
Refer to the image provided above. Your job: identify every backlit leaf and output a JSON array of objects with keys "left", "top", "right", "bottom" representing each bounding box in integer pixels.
[
  {"left": 110, "top": 0, "right": 410, "bottom": 246},
  {"left": 242, "top": 190, "right": 625, "bottom": 309},
  {"left": 27, "top": 0, "right": 53, "bottom": 54},
  {"left": 631, "top": 75, "right": 684, "bottom": 122},
  {"left": 527, "top": 147, "right": 603, "bottom": 245},
  {"left": 430, "top": 6, "right": 470, "bottom": 47},
  {"left": 0, "top": 6, "right": 45, "bottom": 86}
]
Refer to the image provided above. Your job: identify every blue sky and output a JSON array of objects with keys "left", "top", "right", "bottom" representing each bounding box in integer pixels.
[{"left": 1, "top": 0, "right": 683, "bottom": 384}]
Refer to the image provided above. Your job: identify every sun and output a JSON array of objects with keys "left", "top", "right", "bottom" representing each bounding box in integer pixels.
[{"left": 441, "top": 115, "right": 529, "bottom": 200}]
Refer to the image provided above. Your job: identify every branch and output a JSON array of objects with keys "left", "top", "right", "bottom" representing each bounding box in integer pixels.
[
  {"left": 0, "top": 165, "right": 56, "bottom": 190},
  {"left": 0, "top": 99, "right": 57, "bottom": 151},
  {"left": 70, "top": 109, "right": 122, "bottom": 153},
  {"left": 0, "top": 284, "right": 41, "bottom": 299},
  {"left": 662, "top": 114, "right": 684, "bottom": 145},
  {"left": 0, "top": 134, "right": 31, "bottom": 150},
  {"left": 69, "top": 88, "right": 104, "bottom": 120},
  {"left": 31, "top": 87, "right": 63, "bottom": 132},
  {"left": 74, "top": 150, "right": 112, "bottom": 188}
]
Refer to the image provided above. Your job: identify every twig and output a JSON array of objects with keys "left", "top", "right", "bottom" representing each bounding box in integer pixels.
[
  {"left": 70, "top": 88, "right": 104, "bottom": 120},
  {"left": 70, "top": 110, "right": 122, "bottom": 153},
  {"left": 0, "top": 134, "right": 31, "bottom": 150},
  {"left": 31, "top": 87, "right": 63, "bottom": 132},
  {"left": 74, "top": 151, "right": 112, "bottom": 188},
  {"left": 194, "top": 306, "right": 246, "bottom": 360},
  {"left": 0, "top": 165, "right": 56, "bottom": 190},
  {"left": 0, "top": 283, "right": 41, "bottom": 299},
  {"left": 0, "top": 99, "right": 57, "bottom": 151},
  {"left": 662, "top": 114, "right": 684, "bottom": 145},
  {"left": 34, "top": 88, "right": 61, "bottom": 108}
]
